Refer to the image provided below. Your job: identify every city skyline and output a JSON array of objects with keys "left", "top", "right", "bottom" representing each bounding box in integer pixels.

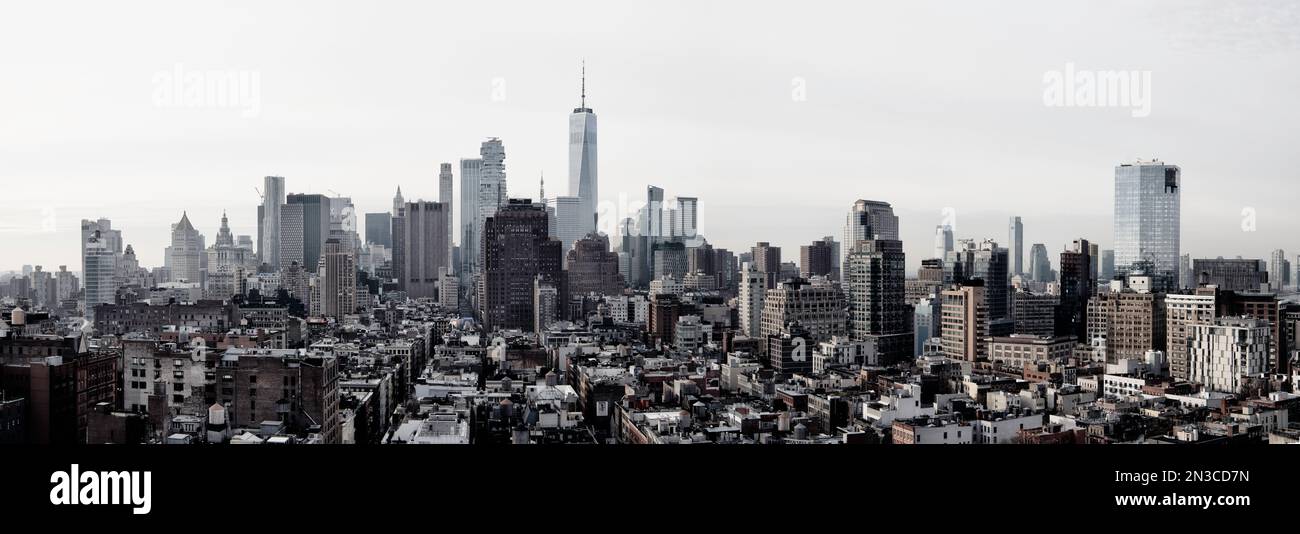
[{"left": 3, "top": 1, "right": 1299, "bottom": 273}]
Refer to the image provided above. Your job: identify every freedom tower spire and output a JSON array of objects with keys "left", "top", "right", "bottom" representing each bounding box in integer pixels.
[{"left": 569, "top": 60, "right": 598, "bottom": 234}]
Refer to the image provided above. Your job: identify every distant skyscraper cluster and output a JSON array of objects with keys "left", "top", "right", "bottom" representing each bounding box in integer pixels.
[{"left": 6, "top": 63, "right": 1300, "bottom": 451}]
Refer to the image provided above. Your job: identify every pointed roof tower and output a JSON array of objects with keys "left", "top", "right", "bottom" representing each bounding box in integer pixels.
[{"left": 176, "top": 211, "right": 195, "bottom": 231}]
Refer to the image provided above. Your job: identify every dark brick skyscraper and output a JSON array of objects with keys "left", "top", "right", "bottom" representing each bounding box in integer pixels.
[
  {"left": 478, "top": 200, "right": 564, "bottom": 331},
  {"left": 800, "top": 240, "right": 834, "bottom": 278},
  {"left": 845, "top": 239, "right": 910, "bottom": 364},
  {"left": 1057, "top": 238, "right": 1094, "bottom": 342},
  {"left": 567, "top": 233, "right": 624, "bottom": 297}
]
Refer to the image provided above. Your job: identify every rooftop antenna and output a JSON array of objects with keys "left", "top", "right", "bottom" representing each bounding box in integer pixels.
[{"left": 580, "top": 60, "right": 586, "bottom": 109}]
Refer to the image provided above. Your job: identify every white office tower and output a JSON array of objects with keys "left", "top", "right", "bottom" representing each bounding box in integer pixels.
[
  {"left": 81, "top": 218, "right": 123, "bottom": 266},
  {"left": 439, "top": 162, "right": 455, "bottom": 273},
  {"left": 738, "top": 262, "right": 766, "bottom": 338},
  {"left": 260, "top": 176, "right": 285, "bottom": 269},
  {"left": 554, "top": 196, "right": 584, "bottom": 256},
  {"left": 167, "top": 212, "right": 205, "bottom": 283},
  {"left": 83, "top": 229, "right": 118, "bottom": 321},
  {"left": 1008, "top": 216, "right": 1023, "bottom": 277},
  {"left": 1113, "top": 160, "right": 1180, "bottom": 292},
  {"left": 569, "top": 63, "right": 598, "bottom": 235},
  {"left": 933, "top": 224, "right": 953, "bottom": 261},
  {"left": 844, "top": 200, "right": 900, "bottom": 267},
  {"left": 670, "top": 197, "right": 698, "bottom": 238},
  {"left": 1187, "top": 317, "right": 1270, "bottom": 395},
  {"left": 1269, "top": 249, "right": 1287, "bottom": 292},
  {"left": 392, "top": 186, "right": 405, "bottom": 217},
  {"left": 640, "top": 186, "right": 665, "bottom": 237}
]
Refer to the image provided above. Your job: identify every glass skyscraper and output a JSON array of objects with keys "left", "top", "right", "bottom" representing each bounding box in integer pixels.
[
  {"left": 1113, "top": 160, "right": 1180, "bottom": 291},
  {"left": 933, "top": 224, "right": 953, "bottom": 261},
  {"left": 569, "top": 66, "right": 598, "bottom": 235},
  {"left": 844, "top": 200, "right": 899, "bottom": 269},
  {"left": 1029, "top": 243, "right": 1051, "bottom": 283},
  {"left": 1008, "top": 216, "right": 1023, "bottom": 277}
]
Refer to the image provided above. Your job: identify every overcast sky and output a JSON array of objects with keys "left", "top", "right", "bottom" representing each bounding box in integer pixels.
[{"left": 2, "top": 0, "right": 1298, "bottom": 274}]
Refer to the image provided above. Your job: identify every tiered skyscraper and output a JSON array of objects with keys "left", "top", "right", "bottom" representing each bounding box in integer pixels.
[{"left": 1113, "top": 160, "right": 1180, "bottom": 291}]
